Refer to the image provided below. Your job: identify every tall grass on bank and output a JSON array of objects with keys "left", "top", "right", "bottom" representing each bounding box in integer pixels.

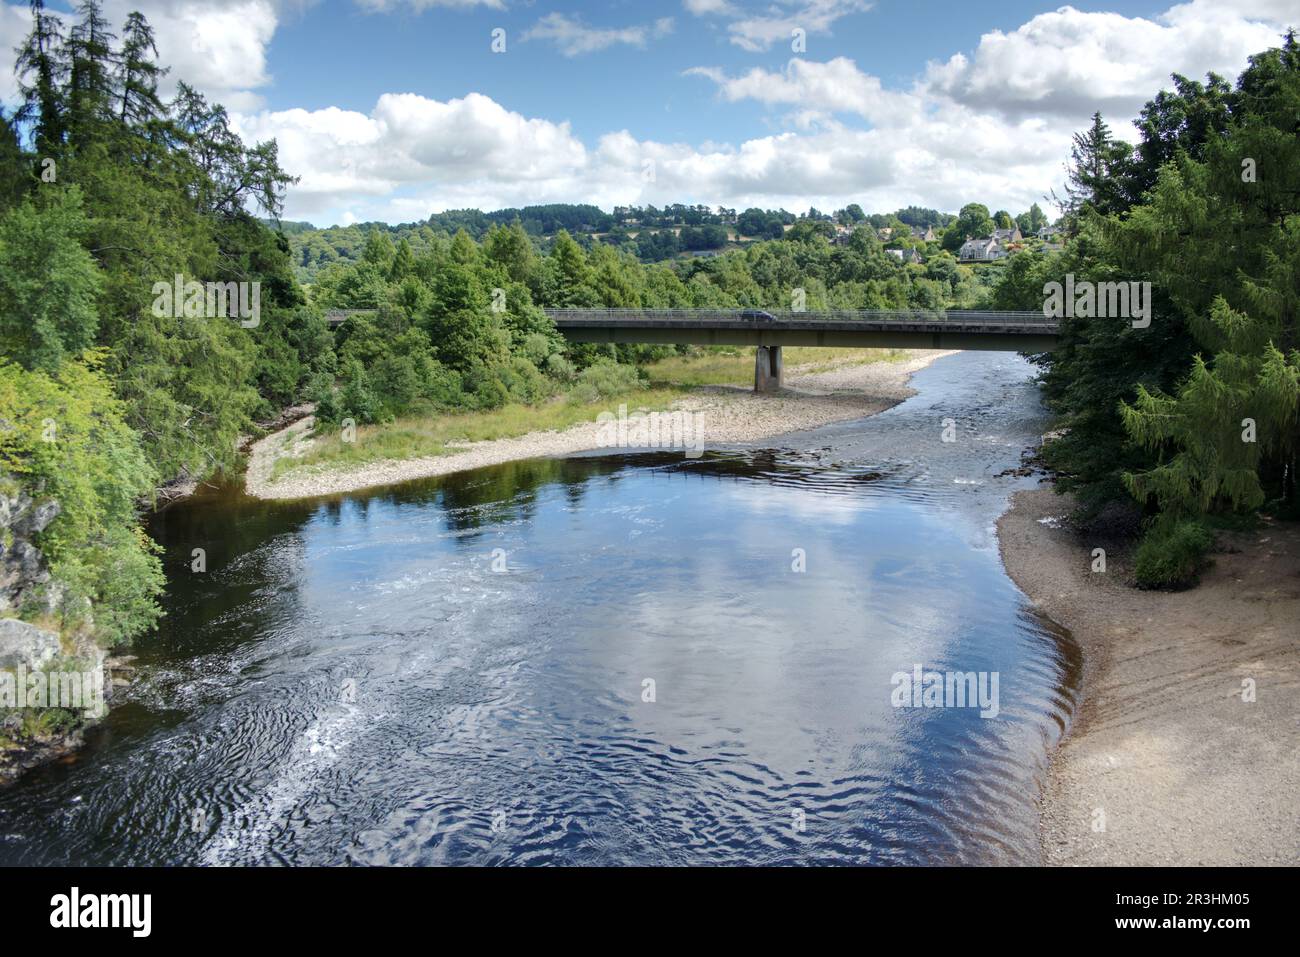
[{"left": 270, "top": 385, "right": 687, "bottom": 481}]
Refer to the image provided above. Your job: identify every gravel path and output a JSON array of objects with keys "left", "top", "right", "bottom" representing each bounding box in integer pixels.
[
  {"left": 998, "top": 487, "right": 1300, "bottom": 866},
  {"left": 245, "top": 351, "right": 954, "bottom": 501}
]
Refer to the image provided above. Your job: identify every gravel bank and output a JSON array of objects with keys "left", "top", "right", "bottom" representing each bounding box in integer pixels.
[
  {"left": 245, "top": 350, "right": 955, "bottom": 501},
  {"left": 998, "top": 486, "right": 1300, "bottom": 866}
]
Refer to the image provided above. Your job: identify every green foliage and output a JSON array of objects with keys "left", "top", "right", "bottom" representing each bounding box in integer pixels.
[
  {"left": 0, "top": 2, "right": 316, "bottom": 652},
  {"left": 1015, "top": 203, "right": 1049, "bottom": 235},
  {"left": 0, "top": 188, "right": 100, "bottom": 371},
  {"left": 568, "top": 361, "right": 645, "bottom": 404},
  {"left": 0, "top": 358, "right": 163, "bottom": 644},
  {"left": 1055, "top": 112, "right": 1137, "bottom": 222},
  {"left": 1132, "top": 519, "right": 1214, "bottom": 589}
]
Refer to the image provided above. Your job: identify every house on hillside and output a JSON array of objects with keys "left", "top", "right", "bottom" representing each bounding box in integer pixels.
[
  {"left": 992, "top": 226, "right": 1022, "bottom": 243},
  {"left": 958, "top": 236, "right": 1008, "bottom": 262},
  {"left": 913, "top": 224, "right": 936, "bottom": 242},
  {"left": 1037, "top": 224, "right": 1063, "bottom": 241}
]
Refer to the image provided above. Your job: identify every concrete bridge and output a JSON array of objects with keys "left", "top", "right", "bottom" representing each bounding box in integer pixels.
[
  {"left": 324, "top": 307, "right": 1058, "bottom": 393},
  {"left": 545, "top": 309, "right": 1058, "bottom": 392}
]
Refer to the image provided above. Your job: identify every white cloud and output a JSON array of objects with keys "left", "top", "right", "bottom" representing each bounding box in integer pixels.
[
  {"left": 140, "top": 0, "right": 278, "bottom": 110},
  {"left": 925, "top": 1, "right": 1287, "bottom": 122},
  {"left": 232, "top": 84, "right": 1068, "bottom": 225},
  {"left": 523, "top": 13, "right": 675, "bottom": 57},
  {"left": 682, "top": 0, "right": 737, "bottom": 15},
  {"left": 684, "top": 0, "right": 874, "bottom": 52},
  {"left": 686, "top": 57, "right": 920, "bottom": 125},
  {"left": 0, "top": 3, "right": 31, "bottom": 105},
  {"left": 354, "top": 0, "right": 501, "bottom": 10},
  {"left": 231, "top": 92, "right": 592, "bottom": 218}
]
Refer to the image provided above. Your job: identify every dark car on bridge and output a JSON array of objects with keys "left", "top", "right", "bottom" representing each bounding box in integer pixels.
[{"left": 739, "top": 309, "right": 776, "bottom": 322}]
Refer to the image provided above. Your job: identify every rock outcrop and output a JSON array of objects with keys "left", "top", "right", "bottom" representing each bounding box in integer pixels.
[
  {"left": 0, "top": 618, "right": 61, "bottom": 671},
  {"left": 0, "top": 488, "right": 110, "bottom": 783},
  {"left": 0, "top": 489, "right": 62, "bottom": 617}
]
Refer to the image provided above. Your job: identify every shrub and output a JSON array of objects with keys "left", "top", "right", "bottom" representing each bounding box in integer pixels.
[
  {"left": 338, "top": 359, "right": 383, "bottom": 424},
  {"left": 520, "top": 332, "right": 554, "bottom": 366},
  {"left": 422, "top": 360, "right": 466, "bottom": 409},
  {"left": 497, "top": 356, "right": 552, "bottom": 405},
  {"left": 568, "top": 361, "right": 643, "bottom": 404},
  {"left": 372, "top": 353, "right": 422, "bottom": 411},
  {"left": 1133, "top": 519, "right": 1214, "bottom": 589},
  {"left": 470, "top": 375, "right": 510, "bottom": 410},
  {"left": 544, "top": 353, "right": 575, "bottom": 382}
]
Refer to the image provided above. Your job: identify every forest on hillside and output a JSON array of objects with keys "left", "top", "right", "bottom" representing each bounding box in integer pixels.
[{"left": 280, "top": 200, "right": 1050, "bottom": 281}]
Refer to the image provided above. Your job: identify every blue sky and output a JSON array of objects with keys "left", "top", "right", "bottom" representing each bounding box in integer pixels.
[{"left": 2, "top": 1, "right": 1293, "bottom": 224}]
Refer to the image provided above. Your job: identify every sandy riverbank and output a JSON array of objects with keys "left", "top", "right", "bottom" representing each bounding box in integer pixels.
[
  {"left": 998, "top": 487, "right": 1300, "bottom": 866},
  {"left": 245, "top": 350, "right": 955, "bottom": 501}
]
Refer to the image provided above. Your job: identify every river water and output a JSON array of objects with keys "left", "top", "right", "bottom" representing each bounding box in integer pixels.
[{"left": 0, "top": 351, "right": 1079, "bottom": 865}]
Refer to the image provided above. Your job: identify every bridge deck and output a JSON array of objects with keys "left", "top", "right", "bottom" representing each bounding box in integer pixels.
[
  {"left": 323, "top": 307, "right": 1059, "bottom": 351},
  {"left": 544, "top": 309, "right": 1058, "bottom": 352}
]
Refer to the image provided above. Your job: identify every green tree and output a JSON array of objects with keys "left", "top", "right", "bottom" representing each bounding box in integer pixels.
[
  {"left": 64, "top": 0, "right": 117, "bottom": 145},
  {"left": 14, "top": 0, "right": 68, "bottom": 155},
  {"left": 1119, "top": 37, "right": 1300, "bottom": 537},
  {"left": 117, "top": 12, "right": 166, "bottom": 127},
  {"left": 544, "top": 229, "right": 600, "bottom": 306},
  {"left": 1015, "top": 202, "right": 1049, "bottom": 235},
  {"left": 0, "top": 188, "right": 100, "bottom": 371},
  {"left": 1021, "top": 34, "right": 1300, "bottom": 586},
  {"left": 1055, "top": 112, "right": 1135, "bottom": 221}
]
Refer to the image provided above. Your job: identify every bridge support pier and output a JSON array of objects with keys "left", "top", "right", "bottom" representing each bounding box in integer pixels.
[{"left": 754, "top": 345, "right": 783, "bottom": 393}]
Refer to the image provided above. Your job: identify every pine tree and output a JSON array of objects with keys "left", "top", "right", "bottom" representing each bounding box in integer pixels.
[
  {"left": 14, "top": 0, "right": 68, "bottom": 156},
  {"left": 117, "top": 12, "right": 166, "bottom": 128},
  {"left": 65, "top": 0, "right": 118, "bottom": 144},
  {"left": 1056, "top": 112, "right": 1136, "bottom": 221}
]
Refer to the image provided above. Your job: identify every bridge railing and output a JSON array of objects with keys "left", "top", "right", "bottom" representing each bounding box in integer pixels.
[{"left": 544, "top": 308, "right": 1055, "bottom": 325}]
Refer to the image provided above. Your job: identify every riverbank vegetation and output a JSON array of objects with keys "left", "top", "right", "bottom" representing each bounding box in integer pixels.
[
  {"left": 990, "top": 33, "right": 1300, "bottom": 586},
  {"left": 269, "top": 347, "right": 908, "bottom": 481}
]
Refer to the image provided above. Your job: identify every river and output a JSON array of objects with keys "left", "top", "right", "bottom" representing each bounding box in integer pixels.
[{"left": 0, "top": 351, "right": 1079, "bottom": 865}]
